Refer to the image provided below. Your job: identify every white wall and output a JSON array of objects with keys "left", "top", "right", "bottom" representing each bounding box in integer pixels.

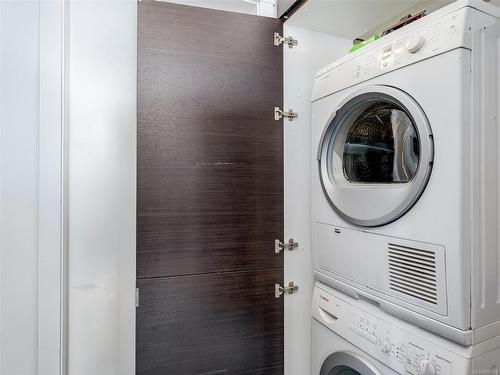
[
  {"left": 67, "top": 1, "right": 136, "bottom": 375},
  {"left": 0, "top": 2, "right": 40, "bottom": 374},
  {"left": 283, "top": 25, "right": 351, "bottom": 375},
  {"left": 359, "top": 0, "right": 453, "bottom": 40},
  {"left": 1, "top": 2, "right": 136, "bottom": 375}
]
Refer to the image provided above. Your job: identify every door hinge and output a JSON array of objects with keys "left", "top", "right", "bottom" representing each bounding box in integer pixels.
[
  {"left": 275, "top": 107, "right": 298, "bottom": 121},
  {"left": 275, "top": 238, "right": 299, "bottom": 253},
  {"left": 274, "top": 32, "right": 298, "bottom": 48},
  {"left": 275, "top": 282, "right": 299, "bottom": 298},
  {"left": 135, "top": 288, "right": 140, "bottom": 307}
]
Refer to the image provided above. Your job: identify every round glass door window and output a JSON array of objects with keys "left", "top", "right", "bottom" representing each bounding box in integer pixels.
[
  {"left": 327, "top": 367, "right": 361, "bottom": 375},
  {"left": 318, "top": 86, "right": 433, "bottom": 227},
  {"left": 320, "top": 351, "right": 382, "bottom": 375}
]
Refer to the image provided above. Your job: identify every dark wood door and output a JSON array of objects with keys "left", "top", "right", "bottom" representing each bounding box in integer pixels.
[{"left": 137, "top": 2, "right": 284, "bottom": 374}]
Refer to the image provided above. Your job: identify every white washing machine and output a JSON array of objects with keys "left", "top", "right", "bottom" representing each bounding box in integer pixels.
[
  {"left": 310, "top": 0, "right": 500, "bottom": 346},
  {"left": 312, "top": 282, "right": 500, "bottom": 375}
]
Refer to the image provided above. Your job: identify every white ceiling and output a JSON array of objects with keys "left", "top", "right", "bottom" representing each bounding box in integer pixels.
[{"left": 287, "top": 0, "right": 454, "bottom": 40}]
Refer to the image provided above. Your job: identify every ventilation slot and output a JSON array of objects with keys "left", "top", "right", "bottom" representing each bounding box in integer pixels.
[{"left": 388, "top": 243, "right": 438, "bottom": 305}]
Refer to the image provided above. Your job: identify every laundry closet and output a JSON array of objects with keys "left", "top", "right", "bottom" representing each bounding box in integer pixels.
[
  {"left": 59, "top": 0, "right": 500, "bottom": 374},
  {"left": 2, "top": 1, "right": 500, "bottom": 375}
]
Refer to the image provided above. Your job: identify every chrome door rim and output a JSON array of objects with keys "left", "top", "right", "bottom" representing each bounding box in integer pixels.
[{"left": 317, "top": 85, "right": 434, "bottom": 227}]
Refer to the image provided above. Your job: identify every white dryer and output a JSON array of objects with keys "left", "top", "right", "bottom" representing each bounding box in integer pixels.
[
  {"left": 312, "top": 282, "right": 500, "bottom": 375},
  {"left": 310, "top": 0, "right": 500, "bottom": 345}
]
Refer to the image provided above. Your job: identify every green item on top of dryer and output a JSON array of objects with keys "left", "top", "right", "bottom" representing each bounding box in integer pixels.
[{"left": 349, "top": 35, "right": 380, "bottom": 53}]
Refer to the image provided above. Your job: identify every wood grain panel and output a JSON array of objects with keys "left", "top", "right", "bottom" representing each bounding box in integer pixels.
[
  {"left": 137, "top": 214, "right": 282, "bottom": 278},
  {"left": 138, "top": 2, "right": 283, "bottom": 278},
  {"left": 137, "top": 2, "right": 283, "bottom": 374},
  {"left": 138, "top": 3, "right": 282, "bottom": 122},
  {"left": 138, "top": 49, "right": 281, "bottom": 121},
  {"left": 137, "top": 117, "right": 282, "bottom": 215},
  {"left": 136, "top": 270, "right": 284, "bottom": 375},
  {"left": 137, "top": 117, "right": 283, "bottom": 277}
]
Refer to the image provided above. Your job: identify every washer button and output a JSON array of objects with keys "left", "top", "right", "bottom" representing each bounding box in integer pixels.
[{"left": 381, "top": 341, "right": 392, "bottom": 354}]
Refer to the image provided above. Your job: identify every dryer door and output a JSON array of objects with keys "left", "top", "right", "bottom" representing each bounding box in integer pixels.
[
  {"left": 320, "top": 351, "right": 382, "bottom": 375},
  {"left": 318, "top": 85, "right": 433, "bottom": 227}
]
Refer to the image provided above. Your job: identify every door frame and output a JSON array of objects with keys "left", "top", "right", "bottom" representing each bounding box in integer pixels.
[
  {"left": 33, "top": 1, "right": 315, "bottom": 375},
  {"left": 37, "top": 1, "right": 68, "bottom": 374}
]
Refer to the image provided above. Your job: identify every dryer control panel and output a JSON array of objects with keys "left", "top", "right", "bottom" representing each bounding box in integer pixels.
[
  {"left": 312, "top": 284, "right": 470, "bottom": 374},
  {"left": 312, "top": 5, "right": 476, "bottom": 102}
]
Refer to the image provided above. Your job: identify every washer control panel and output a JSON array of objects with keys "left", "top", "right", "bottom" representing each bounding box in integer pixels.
[
  {"left": 347, "top": 308, "right": 454, "bottom": 374},
  {"left": 312, "top": 285, "right": 469, "bottom": 375}
]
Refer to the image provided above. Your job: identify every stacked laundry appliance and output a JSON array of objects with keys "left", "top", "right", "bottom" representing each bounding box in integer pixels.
[{"left": 310, "top": 0, "right": 500, "bottom": 373}]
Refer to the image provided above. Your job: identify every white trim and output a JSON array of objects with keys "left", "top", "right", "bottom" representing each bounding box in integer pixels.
[
  {"left": 1, "top": 2, "right": 43, "bottom": 373},
  {"left": 61, "top": 2, "right": 70, "bottom": 373},
  {"left": 259, "top": 0, "right": 277, "bottom": 18},
  {"left": 244, "top": 0, "right": 277, "bottom": 17},
  {"left": 38, "top": 2, "right": 67, "bottom": 374},
  {"left": 0, "top": 2, "right": 3, "bottom": 372}
]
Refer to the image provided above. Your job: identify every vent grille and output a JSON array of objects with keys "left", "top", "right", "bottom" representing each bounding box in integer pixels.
[{"left": 388, "top": 243, "right": 437, "bottom": 305}]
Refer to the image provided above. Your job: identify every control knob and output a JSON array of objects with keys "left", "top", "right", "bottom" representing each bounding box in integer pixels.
[
  {"left": 406, "top": 34, "right": 425, "bottom": 53},
  {"left": 418, "top": 359, "right": 436, "bottom": 375},
  {"left": 381, "top": 341, "right": 391, "bottom": 354}
]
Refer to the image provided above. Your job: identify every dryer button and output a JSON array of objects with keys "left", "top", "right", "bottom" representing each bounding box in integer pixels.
[{"left": 406, "top": 34, "right": 425, "bottom": 53}]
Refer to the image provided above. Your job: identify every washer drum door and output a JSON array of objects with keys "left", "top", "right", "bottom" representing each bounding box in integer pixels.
[
  {"left": 320, "top": 351, "right": 382, "bottom": 375},
  {"left": 318, "top": 85, "right": 434, "bottom": 227}
]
